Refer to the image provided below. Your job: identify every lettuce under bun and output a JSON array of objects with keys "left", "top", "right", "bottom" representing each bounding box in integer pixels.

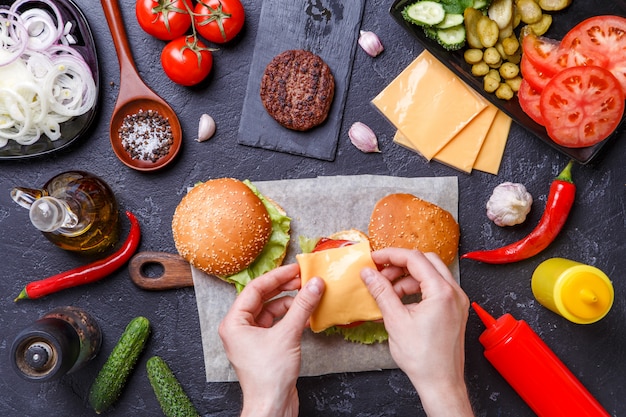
[{"left": 172, "top": 178, "right": 290, "bottom": 292}]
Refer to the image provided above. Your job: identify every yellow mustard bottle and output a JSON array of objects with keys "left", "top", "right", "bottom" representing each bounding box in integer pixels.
[{"left": 531, "top": 258, "right": 614, "bottom": 324}]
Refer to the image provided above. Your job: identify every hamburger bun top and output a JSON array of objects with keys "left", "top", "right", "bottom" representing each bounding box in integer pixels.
[
  {"left": 172, "top": 178, "right": 272, "bottom": 277},
  {"left": 368, "top": 193, "right": 460, "bottom": 265}
]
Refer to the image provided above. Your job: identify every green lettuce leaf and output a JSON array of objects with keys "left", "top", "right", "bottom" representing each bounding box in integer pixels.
[
  {"left": 298, "top": 235, "right": 320, "bottom": 254},
  {"left": 324, "top": 322, "right": 389, "bottom": 344},
  {"left": 224, "top": 180, "right": 291, "bottom": 292}
]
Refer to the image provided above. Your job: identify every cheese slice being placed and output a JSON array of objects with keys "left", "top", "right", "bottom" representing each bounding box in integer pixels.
[
  {"left": 372, "top": 50, "right": 487, "bottom": 160},
  {"left": 473, "top": 110, "right": 512, "bottom": 175},
  {"left": 296, "top": 240, "right": 382, "bottom": 333}
]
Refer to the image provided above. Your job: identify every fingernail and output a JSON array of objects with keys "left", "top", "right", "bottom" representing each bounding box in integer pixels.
[
  {"left": 361, "top": 268, "right": 375, "bottom": 285},
  {"left": 306, "top": 277, "right": 323, "bottom": 295}
]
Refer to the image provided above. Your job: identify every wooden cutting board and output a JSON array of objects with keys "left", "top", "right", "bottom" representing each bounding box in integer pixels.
[{"left": 237, "top": 0, "right": 366, "bottom": 161}]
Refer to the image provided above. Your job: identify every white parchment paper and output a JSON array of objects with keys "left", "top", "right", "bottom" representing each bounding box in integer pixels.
[{"left": 192, "top": 175, "right": 459, "bottom": 382}]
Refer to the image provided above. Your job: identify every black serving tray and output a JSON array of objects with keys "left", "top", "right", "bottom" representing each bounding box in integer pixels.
[{"left": 390, "top": 0, "right": 626, "bottom": 164}]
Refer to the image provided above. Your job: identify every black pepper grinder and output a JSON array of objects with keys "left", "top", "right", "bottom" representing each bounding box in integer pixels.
[{"left": 11, "top": 306, "right": 102, "bottom": 382}]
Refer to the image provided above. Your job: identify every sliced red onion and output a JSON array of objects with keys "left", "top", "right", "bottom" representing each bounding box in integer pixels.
[
  {"left": 19, "top": 8, "right": 62, "bottom": 51},
  {"left": 9, "top": 0, "right": 64, "bottom": 43},
  {"left": 0, "top": 0, "right": 96, "bottom": 146},
  {"left": 0, "top": 11, "right": 29, "bottom": 65}
]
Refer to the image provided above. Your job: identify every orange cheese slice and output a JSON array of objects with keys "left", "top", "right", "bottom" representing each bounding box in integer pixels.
[
  {"left": 433, "top": 105, "right": 499, "bottom": 173},
  {"left": 372, "top": 50, "right": 487, "bottom": 160},
  {"left": 296, "top": 240, "right": 382, "bottom": 333},
  {"left": 473, "top": 110, "right": 512, "bottom": 175}
]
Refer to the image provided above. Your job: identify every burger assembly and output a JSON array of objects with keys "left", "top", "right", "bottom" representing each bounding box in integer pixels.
[
  {"left": 171, "top": 177, "right": 459, "bottom": 343},
  {"left": 171, "top": 178, "right": 291, "bottom": 292}
]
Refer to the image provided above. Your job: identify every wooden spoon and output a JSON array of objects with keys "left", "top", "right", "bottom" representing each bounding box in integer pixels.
[{"left": 100, "top": 0, "right": 182, "bottom": 172}]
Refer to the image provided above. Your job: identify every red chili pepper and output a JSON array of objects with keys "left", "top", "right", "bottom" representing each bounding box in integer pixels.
[
  {"left": 461, "top": 161, "right": 575, "bottom": 264},
  {"left": 15, "top": 211, "right": 141, "bottom": 301}
]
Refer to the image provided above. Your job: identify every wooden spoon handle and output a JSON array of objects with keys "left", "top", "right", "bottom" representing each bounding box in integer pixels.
[
  {"left": 100, "top": 0, "right": 143, "bottom": 87},
  {"left": 129, "top": 252, "right": 194, "bottom": 290}
]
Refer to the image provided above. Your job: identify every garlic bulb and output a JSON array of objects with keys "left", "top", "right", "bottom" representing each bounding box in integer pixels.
[
  {"left": 196, "top": 114, "right": 216, "bottom": 142},
  {"left": 349, "top": 122, "right": 380, "bottom": 153},
  {"left": 358, "top": 30, "right": 384, "bottom": 57},
  {"left": 486, "top": 182, "right": 533, "bottom": 227}
]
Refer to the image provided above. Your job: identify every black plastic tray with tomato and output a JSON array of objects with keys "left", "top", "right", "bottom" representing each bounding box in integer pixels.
[{"left": 390, "top": 0, "right": 626, "bottom": 164}]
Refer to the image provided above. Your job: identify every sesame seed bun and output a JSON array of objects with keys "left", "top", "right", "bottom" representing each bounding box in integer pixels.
[
  {"left": 172, "top": 178, "right": 273, "bottom": 277},
  {"left": 368, "top": 193, "right": 460, "bottom": 265}
]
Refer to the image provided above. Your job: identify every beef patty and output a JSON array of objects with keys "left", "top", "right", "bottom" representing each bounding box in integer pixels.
[{"left": 260, "top": 50, "right": 335, "bottom": 131}]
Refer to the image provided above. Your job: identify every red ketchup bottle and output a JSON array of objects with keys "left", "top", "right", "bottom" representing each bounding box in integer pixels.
[{"left": 472, "top": 302, "right": 610, "bottom": 417}]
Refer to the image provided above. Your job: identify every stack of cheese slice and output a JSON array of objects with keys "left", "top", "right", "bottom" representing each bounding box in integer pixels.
[{"left": 372, "top": 50, "right": 512, "bottom": 174}]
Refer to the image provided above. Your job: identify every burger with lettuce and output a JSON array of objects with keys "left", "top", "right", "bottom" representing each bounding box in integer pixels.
[{"left": 172, "top": 178, "right": 291, "bottom": 293}]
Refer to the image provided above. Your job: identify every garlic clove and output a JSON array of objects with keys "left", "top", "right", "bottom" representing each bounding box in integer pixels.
[
  {"left": 349, "top": 122, "right": 380, "bottom": 153},
  {"left": 358, "top": 30, "right": 384, "bottom": 57},
  {"left": 196, "top": 114, "right": 216, "bottom": 142}
]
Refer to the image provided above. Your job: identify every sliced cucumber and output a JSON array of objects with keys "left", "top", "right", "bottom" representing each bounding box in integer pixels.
[
  {"left": 473, "top": 0, "right": 492, "bottom": 10},
  {"left": 423, "top": 26, "right": 439, "bottom": 40},
  {"left": 441, "top": 0, "right": 474, "bottom": 14},
  {"left": 436, "top": 25, "right": 467, "bottom": 50},
  {"left": 436, "top": 13, "right": 465, "bottom": 29},
  {"left": 402, "top": 1, "right": 446, "bottom": 27}
]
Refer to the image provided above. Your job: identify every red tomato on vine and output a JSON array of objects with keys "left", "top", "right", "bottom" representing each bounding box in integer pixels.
[
  {"left": 136, "top": 0, "right": 193, "bottom": 41},
  {"left": 194, "top": 0, "right": 245, "bottom": 44},
  {"left": 161, "top": 36, "right": 214, "bottom": 86}
]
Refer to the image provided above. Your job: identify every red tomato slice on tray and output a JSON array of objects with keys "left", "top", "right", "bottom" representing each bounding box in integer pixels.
[
  {"left": 520, "top": 52, "right": 552, "bottom": 93},
  {"left": 518, "top": 79, "right": 545, "bottom": 126},
  {"left": 539, "top": 65, "right": 624, "bottom": 148},
  {"left": 521, "top": 29, "right": 563, "bottom": 77},
  {"left": 559, "top": 15, "right": 626, "bottom": 95}
]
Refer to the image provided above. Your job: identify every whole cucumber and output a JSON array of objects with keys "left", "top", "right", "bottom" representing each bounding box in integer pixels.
[
  {"left": 88, "top": 316, "right": 151, "bottom": 414},
  {"left": 147, "top": 356, "right": 199, "bottom": 417}
]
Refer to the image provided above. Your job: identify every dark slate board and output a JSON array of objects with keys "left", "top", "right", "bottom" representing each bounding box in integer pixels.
[{"left": 237, "top": 0, "right": 365, "bottom": 161}]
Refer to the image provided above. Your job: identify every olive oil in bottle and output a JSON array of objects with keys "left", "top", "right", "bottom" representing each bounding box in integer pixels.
[{"left": 11, "top": 171, "right": 120, "bottom": 254}]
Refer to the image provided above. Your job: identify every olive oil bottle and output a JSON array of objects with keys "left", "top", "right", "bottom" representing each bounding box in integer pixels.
[{"left": 11, "top": 171, "right": 120, "bottom": 254}]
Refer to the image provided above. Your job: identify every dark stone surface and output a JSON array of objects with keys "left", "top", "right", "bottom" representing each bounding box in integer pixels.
[{"left": 0, "top": 0, "right": 624, "bottom": 416}]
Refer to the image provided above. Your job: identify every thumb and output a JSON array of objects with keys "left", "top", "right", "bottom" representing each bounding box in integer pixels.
[
  {"left": 361, "top": 267, "right": 405, "bottom": 319},
  {"left": 282, "top": 277, "right": 325, "bottom": 331}
]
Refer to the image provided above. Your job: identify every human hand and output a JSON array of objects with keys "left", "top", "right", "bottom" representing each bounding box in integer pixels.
[
  {"left": 218, "top": 263, "right": 325, "bottom": 417},
  {"left": 361, "top": 248, "right": 473, "bottom": 417}
]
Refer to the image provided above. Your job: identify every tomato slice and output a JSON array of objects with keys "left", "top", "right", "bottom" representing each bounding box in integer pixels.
[
  {"left": 312, "top": 238, "right": 355, "bottom": 252},
  {"left": 559, "top": 15, "right": 626, "bottom": 94},
  {"left": 518, "top": 79, "right": 545, "bottom": 126},
  {"left": 539, "top": 65, "right": 624, "bottom": 148},
  {"left": 520, "top": 52, "right": 552, "bottom": 93},
  {"left": 520, "top": 29, "right": 563, "bottom": 77}
]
